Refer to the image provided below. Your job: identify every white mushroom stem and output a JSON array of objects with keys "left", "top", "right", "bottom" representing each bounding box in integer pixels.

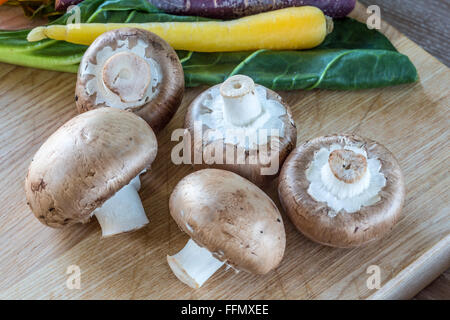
[
  {"left": 307, "top": 145, "right": 387, "bottom": 213},
  {"left": 102, "top": 51, "right": 151, "bottom": 103},
  {"left": 220, "top": 75, "right": 262, "bottom": 126},
  {"left": 167, "top": 239, "right": 225, "bottom": 289},
  {"left": 321, "top": 149, "right": 371, "bottom": 199},
  {"left": 82, "top": 38, "right": 162, "bottom": 109},
  {"left": 321, "top": 161, "right": 371, "bottom": 199},
  {"left": 94, "top": 175, "right": 149, "bottom": 237}
]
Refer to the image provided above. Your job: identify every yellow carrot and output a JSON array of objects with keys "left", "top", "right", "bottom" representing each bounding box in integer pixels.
[{"left": 27, "top": 6, "right": 332, "bottom": 52}]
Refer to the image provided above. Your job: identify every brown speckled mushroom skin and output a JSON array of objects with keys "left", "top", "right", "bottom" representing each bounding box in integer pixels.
[
  {"left": 278, "top": 134, "right": 405, "bottom": 248},
  {"left": 25, "top": 108, "right": 157, "bottom": 228},
  {"left": 170, "top": 169, "right": 286, "bottom": 274},
  {"left": 185, "top": 85, "right": 297, "bottom": 186},
  {"left": 75, "top": 28, "right": 184, "bottom": 133}
]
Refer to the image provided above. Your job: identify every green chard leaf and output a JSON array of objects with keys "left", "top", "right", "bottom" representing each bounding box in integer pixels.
[{"left": 0, "top": 0, "right": 417, "bottom": 90}]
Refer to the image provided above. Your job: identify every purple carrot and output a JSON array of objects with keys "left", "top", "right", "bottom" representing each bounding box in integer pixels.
[
  {"left": 55, "top": 0, "right": 83, "bottom": 12},
  {"left": 149, "top": 0, "right": 356, "bottom": 19}
]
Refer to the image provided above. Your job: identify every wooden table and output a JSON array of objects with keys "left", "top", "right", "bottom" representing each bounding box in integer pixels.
[
  {"left": 359, "top": 0, "right": 450, "bottom": 67},
  {"left": 0, "top": 2, "right": 449, "bottom": 300},
  {"left": 359, "top": 0, "right": 450, "bottom": 299}
]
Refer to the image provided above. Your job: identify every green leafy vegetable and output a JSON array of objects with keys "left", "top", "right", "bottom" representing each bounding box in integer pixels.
[{"left": 0, "top": 0, "right": 418, "bottom": 90}]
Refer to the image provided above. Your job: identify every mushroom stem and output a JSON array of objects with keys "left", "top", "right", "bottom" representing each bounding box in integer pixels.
[
  {"left": 321, "top": 148, "right": 371, "bottom": 199},
  {"left": 94, "top": 175, "right": 149, "bottom": 237},
  {"left": 220, "top": 75, "right": 262, "bottom": 126},
  {"left": 167, "top": 239, "right": 224, "bottom": 288},
  {"left": 102, "top": 51, "right": 152, "bottom": 103}
]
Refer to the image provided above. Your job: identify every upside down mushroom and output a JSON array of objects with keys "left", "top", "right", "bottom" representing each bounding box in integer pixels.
[
  {"left": 25, "top": 108, "right": 158, "bottom": 237},
  {"left": 184, "top": 75, "right": 297, "bottom": 185},
  {"left": 76, "top": 28, "right": 184, "bottom": 133},
  {"left": 278, "top": 134, "right": 405, "bottom": 248},
  {"left": 168, "top": 169, "right": 286, "bottom": 288}
]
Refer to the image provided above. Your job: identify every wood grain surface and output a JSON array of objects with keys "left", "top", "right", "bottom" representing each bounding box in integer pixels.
[
  {"left": 414, "top": 270, "right": 449, "bottom": 300},
  {"left": 357, "top": 0, "right": 450, "bottom": 299},
  {"left": 359, "top": 0, "right": 450, "bottom": 67},
  {"left": 0, "top": 6, "right": 47, "bottom": 30},
  {"left": 0, "top": 2, "right": 449, "bottom": 299}
]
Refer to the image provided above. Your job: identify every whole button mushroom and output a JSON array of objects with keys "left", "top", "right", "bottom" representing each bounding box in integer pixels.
[
  {"left": 167, "top": 169, "right": 286, "bottom": 288},
  {"left": 25, "top": 108, "right": 158, "bottom": 237},
  {"left": 75, "top": 28, "right": 184, "bottom": 133},
  {"left": 278, "top": 134, "right": 405, "bottom": 248},
  {"left": 184, "top": 75, "right": 297, "bottom": 186}
]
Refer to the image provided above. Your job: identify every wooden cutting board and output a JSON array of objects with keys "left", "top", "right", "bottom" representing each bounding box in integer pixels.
[{"left": 0, "top": 2, "right": 448, "bottom": 299}]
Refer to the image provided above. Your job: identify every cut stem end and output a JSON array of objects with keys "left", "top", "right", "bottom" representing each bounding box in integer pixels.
[
  {"left": 102, "top": 51, "right": 151, "bottom": 103},
  {"left": 220, "top": 75, "right": 262, "bottom": 126},
  {"left": 27, "top": 27, "right": 47, "bottom": 42},
  {"left": 326, "top": 16, "right": 334, "bottom": 35},
  {"left": 167, "top": 239, "right": 224, "bottom": 289},
  {"left": 328, "top": 149, "right": 367, "bottom": 184}
]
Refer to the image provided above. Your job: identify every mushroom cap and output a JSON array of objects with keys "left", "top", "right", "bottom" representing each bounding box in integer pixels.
[
  {"left": 169, "top": 169, "right": 286, "bottom": 274},
  {"left": 76, "top": 28, "right": 184, "bottom": 133},
  {"left": 185, "top": 84, "right": 297, "bottom": 186},
  {"left": 25, "top": 108, "right": 157, "bottom": 228},
  {"left": 278, "top": 134, "right": 405, "bottom": 248}
]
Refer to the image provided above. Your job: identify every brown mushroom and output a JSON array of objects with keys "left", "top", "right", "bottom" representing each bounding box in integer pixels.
[
  {"left": 278, "top": 134, "right": 405, "bottom": 248},
  {"left": 25, "top": 108, "right": 158, "bottom": 237},
  {"left": 167, "top": 169, "right": 286, "bottom": 288},
  {"left": 184, "top": 75, "right": 297, "bottom": 186},
  {"left": 75, "top": 28, "right": 184, "bottom": 133}
]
